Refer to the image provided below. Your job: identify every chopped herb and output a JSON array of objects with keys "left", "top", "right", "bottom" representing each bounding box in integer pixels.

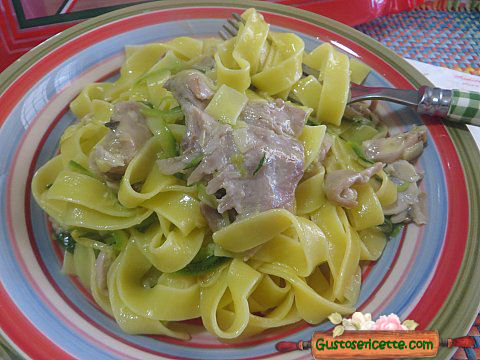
[
  {"left": 177, "top": 256, "right": 230, "bottom": 275},
  {"left": 68, "top": 160, "right": 97, "bottom": 178},
  {"left": 195, "top": 242, "right": 215, "bottom": 260},
  {"left": 253, "top": 152, "right": 266, "bottom": 176},
  {"left": 135, "top": 213, "right": 158, "bottom": 233},
  {"left": 142, "top": 106, "right": 184, "bottom": 158},
  {"left": 377, "top": 217, "right": 403, "bottom": 239},
  {"left": 377, "top": 217, "right": 393, "bottom": 235},
  {"left": 183, "top": 155, "right": 204, "bottom": 170},
  {"left": 174, "top": 173, "right": 187, "bottom": 181},
  {"left": 348, "top": 141, "right": 373, "bottom": 164},
  {"left": 141, "top": 106, "right": 184, "bottom": 124},
  {"left": 139, "top": 101, "right": 154, "bottom": 109},
  {"left": 55, "top": 231, "right": 76, "bottom": 253},
  {"left": 74, "top": 229, "right": 108, "bottom": 241},
  {"left": 145, "top": 115, "right": 179, "bottom": 158},
  {"left": 105, "top": 230, "right": 128, "bottom": 252},
  {"left": 391, "top": 222, "right": 403, "bottom": 238},
  {"left": 46, "top": 183, "right": 53, "bottom": 189},
  {"left": 177, "top": 244, "right": 229, "bottom": 275},
  {"left": 66, "top": 228, "right": 129, "bottom": 253},
  {"left": 104, "top": 120, "right": 120, "bottom": 130}
]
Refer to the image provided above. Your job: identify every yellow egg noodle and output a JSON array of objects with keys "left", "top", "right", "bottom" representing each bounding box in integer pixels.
[{"left": 31, "top": 8, "right": 401, "bottom": 340}]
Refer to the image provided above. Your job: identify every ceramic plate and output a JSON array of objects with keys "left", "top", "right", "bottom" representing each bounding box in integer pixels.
[{"left": 0, "top": 1, "right": 479, "bottom": 359}]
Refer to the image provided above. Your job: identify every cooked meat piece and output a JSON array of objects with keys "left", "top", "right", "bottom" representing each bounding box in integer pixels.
[
  {"left": 383, "top": 182, "right": 419, "bottom": 216},
  {"left": 402, "top": 141, "right": 424, "bottom": 161},
  {"left": 188, "top": 128, "right": 237, "bottom": 185},
  {"left": 160, "top": 111, "right": 304, "bottom": 214},
  {"left": 383, "top": 182, "right": 427, "bottom": 225},
  {"left": 302, "top": 134, "right": 332, "bottom": 180},
  {"left": 158, "top": 70, "right": 221, "bottom": 175},
  {"left": 164, "top": 69, "right": 214, "bottom": 109},
  {"left": 158, "top": 71, "right": 306, "bottom": 216},
  {"left": 95, "top": 250, "right": 113, "bottom": 295},
  {"left": 205, "top": 124, "right": 304, "bottom": 215},
  {"left": 344, "top": 102, "right": 380, "bottom": 124},
  {"left": 156, "top": 104, "right": 233, "bottom": 181},
  {"left": 89, "top": 101, "right": 152, "bottom": 180},
  {"left": 181, "top": 103, "right": 221, "bottom": 153},
  {"left": 240, "top": 99, "right": 307, "bottom": 137},
  {"left": 390, "top": 210, "right": 409, "bottom": 224},
  {"left": 362, "top": 125, "right": 427, "bottom": 163},
  {"left": 410, "top": 192, "right": 427, "bottom": 225},
  {"left": 324, "top": 162, "right": 384, "bottom": 208},
  {"left": 382, "top": 159, "right": 427, "bottom": 225},
  {"left": 155, "top": 151, "right": 202, "bottom": 176},
  {"left": 200, "top": 203, "right": 229, "bottom": 232},
  {"left": 384, "top": 160, "right": 424, "bottom": 183}
]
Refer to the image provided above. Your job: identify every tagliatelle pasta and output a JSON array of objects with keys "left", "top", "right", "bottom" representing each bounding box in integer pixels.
[{"left": 31, "top": 8, "right": 427, "bottom": 341}]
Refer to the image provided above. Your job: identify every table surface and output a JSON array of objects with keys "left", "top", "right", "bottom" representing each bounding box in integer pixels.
[
  {"left": 357, "top": 10, "right": 480, "bottom": 75},
  {"left": 0, "top": 2, "right": 479, "bottom": 360}
]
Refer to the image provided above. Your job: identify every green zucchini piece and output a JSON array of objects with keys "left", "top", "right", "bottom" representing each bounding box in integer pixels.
[
  {"left": 68, "top": 160, "right": 97, "bottom": 178},
  {"left": 55, "top": 231, "right": 76, "bottom": 253},
  {"left": 141, "top": 107, "right": 184, "bottom": 124}
]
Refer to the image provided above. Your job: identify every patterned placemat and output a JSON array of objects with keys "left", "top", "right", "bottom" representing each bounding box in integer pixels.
[
  {"left": 356, "top": 9, "right": 480, "bottom": 75},
  {"left": 419, "top": 0, "right": 480, "bottom": 11},
  {"left": 458, "top": 315, "right": 480, "bottom": 359}
]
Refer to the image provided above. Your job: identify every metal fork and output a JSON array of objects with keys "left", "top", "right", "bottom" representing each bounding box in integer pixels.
[{"left": 220, "top": 13, "right": 480, "bottom": 126}]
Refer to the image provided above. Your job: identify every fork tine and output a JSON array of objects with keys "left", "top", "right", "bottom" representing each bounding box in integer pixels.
[
  {"left": 222, "top": 23, "right": 237, "bottom": 37},
  {"left": 218, "top": 13, "right": 246, "bottom": 39},
  {"left": 219, "top": 29, "right": 229, "bottom": 40},
  {"left": 228, "top": 18, "right": 239, "bottom": 29},
  {"left": 232, "top": 13, "right": 242, "bottom": 22}
]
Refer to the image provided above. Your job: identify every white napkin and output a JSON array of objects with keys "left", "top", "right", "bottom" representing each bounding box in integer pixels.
[{"left": 407, "top": 58, "right": 480, "bottom": 148}]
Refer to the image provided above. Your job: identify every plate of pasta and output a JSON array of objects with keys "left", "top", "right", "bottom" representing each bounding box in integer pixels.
[{"left": 0, "top": 1, "right": 479, "bottom": 359}]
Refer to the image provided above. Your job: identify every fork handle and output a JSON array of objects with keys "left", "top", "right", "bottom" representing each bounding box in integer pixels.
[{"left": 418, "top": 86, "right": 480, "bottom": 126}]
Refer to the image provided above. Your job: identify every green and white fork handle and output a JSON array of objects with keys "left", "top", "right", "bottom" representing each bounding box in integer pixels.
[{"left": 349, "top": 84, "right": 480, "bottom": 126}]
